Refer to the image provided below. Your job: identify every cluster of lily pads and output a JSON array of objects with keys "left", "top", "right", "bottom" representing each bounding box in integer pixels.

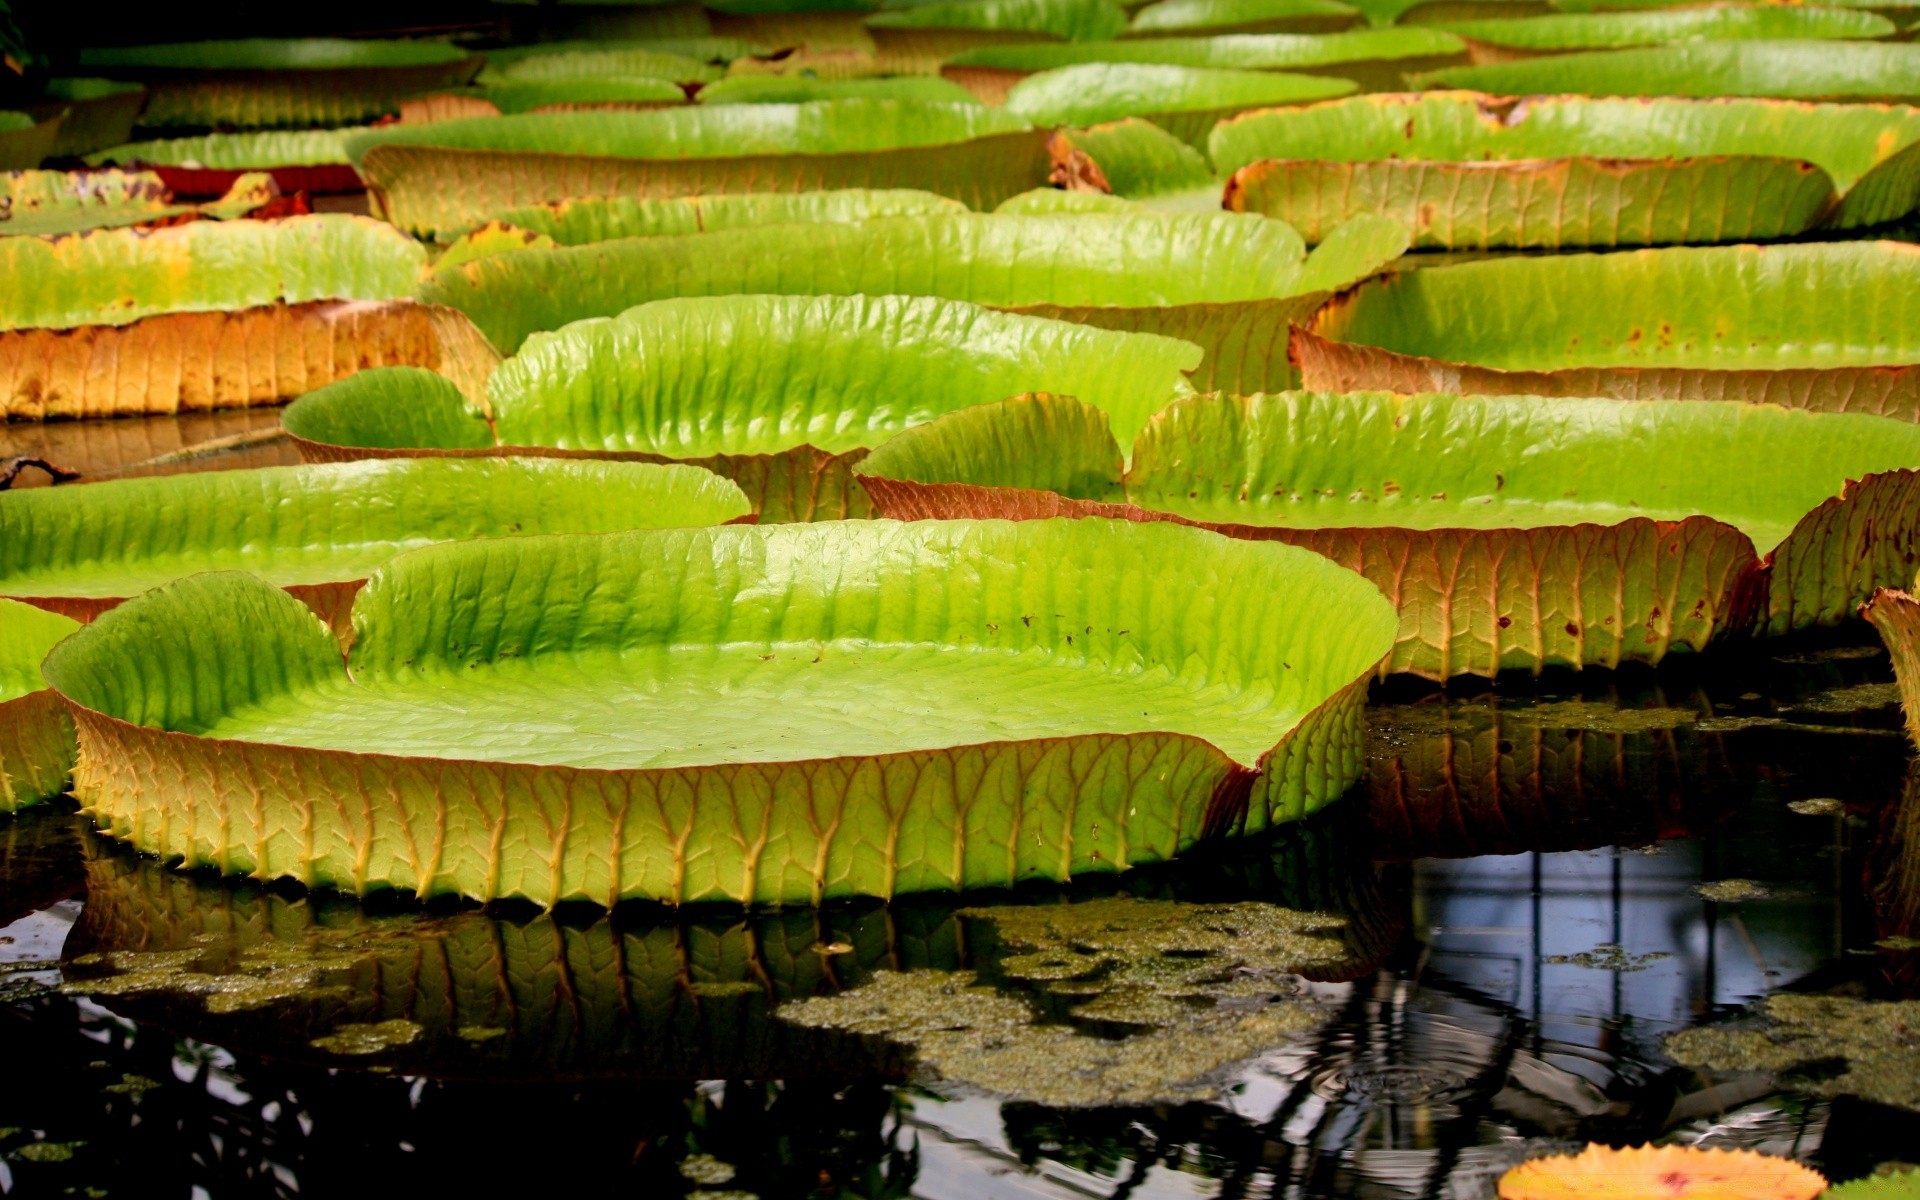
[{"left": 0, "top": 2, "right": 1918, "bottom": 926}]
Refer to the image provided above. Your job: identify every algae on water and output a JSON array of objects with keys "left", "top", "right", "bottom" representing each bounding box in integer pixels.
[
  {"left": 1666, "top": 994, "right": 1920, "bottom": 1111},
  {"left": 778, "top": 898, "right": 1351, "bottom": 1108},
  {"left": 1544, "top": 943, "right": 1672, "bottom": 973},
  {"left": 1695, "top": 879, "right": 1772, "bottom": 903},
  {"left": 310, "top": 1019, "right": 423, "bottom": 1057}
]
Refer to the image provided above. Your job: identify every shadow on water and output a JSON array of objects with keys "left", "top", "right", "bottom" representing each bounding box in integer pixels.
[{"left": 2, "top": 629, "right": 1918, "bottom": 1196}]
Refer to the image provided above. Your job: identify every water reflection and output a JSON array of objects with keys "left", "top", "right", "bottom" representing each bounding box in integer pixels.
[{"left": 1, "top": 635, "right": 1916, "bottom": 1195}]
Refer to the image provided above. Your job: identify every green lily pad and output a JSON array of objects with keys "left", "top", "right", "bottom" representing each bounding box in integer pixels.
[
  {"left": 1004, "top": 62, "right": 1355, "bottom": 146},
  {"left": 77, "top": 38, "right": 483, "bottom": 129},
  {"left": 1824, "top": 1171, "right": 1920, "bottom": 1199},
  {"left": 865, "top": 0, "right": 1130, "bottom": 65},
  {"left": 1215, "top": 92, "right": 1920, "bottom": 246},
  {"left": 0, "top": 458, "right": 751, "bottom": 635},
  {"left": 42, "top": 518, "right": 1397, "bottom": 906},
  {"left": 88, "top": 127, "right": 355, "bottom": 171},
  {"left": 1042, "top": 117, "right": 1222, "bottom": 205},
  {"left": 696, "top": 75, "right": 983, "bottom": 104},
  {"left": 0, "top": 170, "right": 280, "bottom": 238},
  {"left": 1414, "top": 40, "right": 1920, "bottom": 102},
  {"left": 856, "top": 389, "right": 1920, "bottom": 677},
  {"left": 1127, "top": 0, "right": 1363, "bottom": 38},
  {"left": 417, "top": 209, "right": 1408, "bottom": 394},
  {"left": 282, "top": 295, "right": 1202, "bottom": 520},
  {"left": 1298, "top": 240, "right": 1920, "bottom": 414},
  {"left": 944, "top": 28, "right": 1466, "bottom": 99},
  {"left": 0, "top": 599, "right": 80, "bottom": 814},
  {"left": 483, "top": 47, "right": 724, "bottom": 85},
  {"left": 25, "top": 79, "right": 146, "bottom": 158},
  {"left": 469, "top": 78, "right": 692, "bottom": 113},
  {"left": 1437, "top": 6, "right": 1895, "bottom": 58},
  {"left": 1867, "top": 587, "right": 1920, "bottom": 750},
  {"left": 444, "top": 188, "right": 964, "bottom": 252},
  {"left": 480, "top": 38, "right": 766, "bottom": 71},
  {"left": 346, "top": 101, "right": 1051, "bottom": 237}
]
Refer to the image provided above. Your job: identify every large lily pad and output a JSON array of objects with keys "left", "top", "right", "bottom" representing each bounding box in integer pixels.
[
  {"left": 86, "top": 128, "right": 364, "bottom": 196},
  {"left": 281, "top": 295, "right": 1202, "bottom": 520},
  {"left": 855, "top": 390, "right": 1920, "bottom": 676},
  {"left": 1004, "top": 63, "right": 1355, "bottom": 146},
  {"left": 346, "top": 101, "right": 1052, "bottom": 237},
  {"left": 445, "top": 188, "right": 964, "bottom": 253},
  {"left": 24, "top": 79, "right": 147, "bottom": 158},
  {"left": 696, "top": 75, "right": 983, "bottom": 104},
  {"left": 1866, "top": 583, "right": 1920, "bottom": 750},
  {"left": 942, "top": 28, "right": 1466, "bottom": 102},
  {"left": 482, "top": 47, "right": 725, "bottom": 85},
  {"left": 0, "top": 170, "right": 280, "bottom": 238},
  {"left": 0, "top": 112, "right": 62, "bottom": 170},
  {"left": 44, "top": 518, "right": 1397, "bottom": 906},
  {"left": 0, "top": 599, "right": 80, "bottom": 813},
  {"left": 0, "top": 458, "right": 751, "bottom": 632},
  {"left": 1438, "top": 7, "right": 1895, "bottom": 64},
  {"left": 865, "top": 0, "right": 1130, "bottom": 67},
  {"left": 1295, "top": 241, "right": 1920, "bottom": 420},
  {"left": 1040, "top": 118, "right": 1224, "bottom": 207},
  {"left": 1413, "top": 40, "right": 1920, "bottom": 103},
  {"left": 1216, "top": 92, "right": 1920, "bottom": 246},
  {"left": 417, "top": 210, "right": 1409, "bottom": 393},
  {"left": 1127, "top": 0, "right": 1363, "bottom": 38},
  {"left": 0, "top": 215, "right": 494, "bottom": 420},
  {"left": 76, "top": 39, "right": 484, "bottom": 129}
]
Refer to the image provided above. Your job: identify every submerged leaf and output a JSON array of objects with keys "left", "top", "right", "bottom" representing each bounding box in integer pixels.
[{"left": 44, "top": 519, "right": 1396, "bottom": 906}]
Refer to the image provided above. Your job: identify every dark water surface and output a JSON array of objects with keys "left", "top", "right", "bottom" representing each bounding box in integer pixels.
[{"left": 2, "top": 627, "right": 1916, "bottom": 1197}]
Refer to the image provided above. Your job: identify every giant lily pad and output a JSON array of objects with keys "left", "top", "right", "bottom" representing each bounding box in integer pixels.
[
  {"left": 0, "top": 112, "right": 62, "bottom": 170},
  {"left": 865, "top": 0, "right": 1130, "bottom": 68},
  {"left": 1036, "top": 118, "right": 1224, "bottom": 208},
  {"left": 444, "top": 188, "right": 964, "bottom": 256},
  {"left": 281, "top": 294, "right": 1202, "bottom": 520},
  {"left": 24, "top": 79, "right": 147, "bottom": 158},
  {"left": 76, "top": 39, "right": 484, "bottom": 129},
  {"left": 417, "top": 210, "right": 1409, "bottom": 393},
  {"left": 1437, "top": 7, "right": 1895, "bottom": 65},
  {"left": 0, "top": 458, "right": 751, "bottom": 634},
  {"left": 0, "top": 170, "right": 282, "bottom": 238},
  {"left": 0, "top": 599, "right": 81, "bottom": 813},
  {"left": 1866, "top": 582, "right": 1920, "bottom": 750},
  {"left": 695, "top": 75, "right": 984, "bottom": 104},
  {"left": 86, "top": 128, "right": 364, "bottom": 196},
  {"left": 1127, "top": 0, "right": 1363, "bottom": 38},
  {"left": 942, "top": 28, "right": 1466, "bottom": 102},
  {"left": 345, "top": 101, "right": 1052, "bottom": 237},
  {"left": 482, "top": 48, "right": 724, "bottom": 86},
  {"left": 855, "top": 390, "right": 1920, "bottom": 675},
  {"left": 43, "top": 517, "right": 1397, "bottom": 906},
  {"left": 1413, "top": 40, "right": 1920, "bottom": 103},
  {"left": 1004, "top": 63, "right": 1356, "bottom": 146},
  {"left": 1216, "top": 92, "right": 1920, "bottom": 247},
  {"left": 1295, "top": 241, "right": 1920, "bottom": 421},
  {"left": 0, "top": 215, "right": 495, "bottom": 420}
]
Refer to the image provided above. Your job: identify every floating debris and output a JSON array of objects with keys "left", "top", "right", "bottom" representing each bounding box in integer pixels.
[
  {"left": 1544, "top": 943, "right": 1673, "bottom": 973},
  {"left": 1696, "top": 879, "right": 1772, "bottom": 903},
  {"left": 101, "top": 1074, "right": 160, "bottom": 1096},
  {"left": 9, "top": 1141, "right": 83, "bottom": 1164},
  {"left": 779, "top": 898, "right": 1348, "bottom": 1107},
  {"left": 309, "top": 1019, "right": 423, "bottom": 1057},
  {"left": 680, "top": 1154, "right": 738, "bottom": 1185},
  {"left": 455, "top": 1025, "right": 507, "bottom": 1043},
  {"left": 1666, "top": 994, "right": 1920, "bottom": 1111},
  {"left": 1879, "top": 936, "right": 1920, "bottom": 951},
  {"left": 1788, "top": 798, "right": 1846, "bottom": 817}
]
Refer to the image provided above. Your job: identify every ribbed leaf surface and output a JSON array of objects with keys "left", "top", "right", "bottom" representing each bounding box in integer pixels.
[
  {"left": 1005, "top": 63, "right": 1354, "bottom": 146},
  {"left": 1216, "top": 92, "right": 1920, "bottom": 245},
  {"left": 459, "top": 188, "right": 965, "bottom": 247},
  {"left": 0, "top": 598, "right": 80, "bottom": 812},
  {"left": 417, "top": 210, "right": 1408, "bottom": 394},
  {"left": 858, "top": 390, "right": 1920, "bottom": 676},
  {"left": 1128, "top": 0, "right": 1363, "bottom": 37},
  {"left": 89, "top": 128, "right": 354, "bottom": 169},
  {"left": 1298, "top": 240, "right": 1920, "bottom": 414},
  {"left": 46, "top": 519, "right": 1397, "bottom": 905},
  {"left": 348, "top": 101, "right": 1050, "bottom": 236},
  {"left": 0, "top": 459, "right": 752, "bottom": 622},
  {"left": 1438, "top": 6, "right": 1895, "bottom": 54},
  {"left": 1415, "top": 40, "right": 1920, "bottom": 102}
]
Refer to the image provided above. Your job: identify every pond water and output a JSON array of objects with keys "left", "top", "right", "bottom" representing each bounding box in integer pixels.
[{"left": 2, "top": 617, "right": 1914, "bottom": 1197}]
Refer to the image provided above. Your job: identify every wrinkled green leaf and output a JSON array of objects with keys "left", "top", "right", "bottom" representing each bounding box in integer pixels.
[
  {"left": 481, "top": 37, "right": 764, "bottom": 69},
  {"left": 697, "top": 74, "right": 982, "bottom": 103},
  {"left": 1821, "top": 1170, "right": 1920, "bottom": 1200},
  {"left": 27, "top": 78, "right": 146, "bottom": 157},
  {"left": 0, "top": 458, "right": 751, "bottom": 612},
  {"left": 868, "top": 0, "right": 1130, "bottom": 40},
  {"left": 946, "top": 27, "right": 1465, "bottom": 78},
  {"left": 416, "top": 209, "right": 1409, "bottom": 393},
  {"left": 451, "top": 187, "right": 965, "bottom": 248},
  {"left": 1214, "top": 92, "right": 1920, "bottom": 244},
  {"left": 0, "top": 598, "right": 79, "bottom": 813},
  {"left": 348, "top": 101, "right": 1047, "bottom": 236},
  {"left": 486, "top": 48, "right": 724, "bottom": 85},
  {"left": 1415, "top": 40, "right": 1920, "bottom": 102},
  {"left": 0, "top": 215, "right": 424, "bottom": 333},
  {"left": 1438, "top": 6, "right": 1895, "bottom": 52},
  {"left": 77, "top": 39, "right": 483, "bottom": 129},
  {"left": 859, "top": 389, "right": 1920, "bottom": 676},
  {"left": 467, "top": 78, "right": 691, "bottom": 112},
  {"left": 0, "top": 170, "right": 279, "bottom": 238},
  {"left": 0, "top": 112, "right": 58, "bottom": 170},
  {"left": 1128, "top": 0, "right": 1363, "bottom": 36},
  {"left": 1004, "top": 62, "right": 1353, "bottom": 145},
  {"left": 44, "top": 518, "right": 1396, "bottom": 905},
  {"left": 88, "top": 127, "right": 354, "bottom": 169},
  {"left": 1045, "top": 118, "right": 1221, "bottom": 205}
]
